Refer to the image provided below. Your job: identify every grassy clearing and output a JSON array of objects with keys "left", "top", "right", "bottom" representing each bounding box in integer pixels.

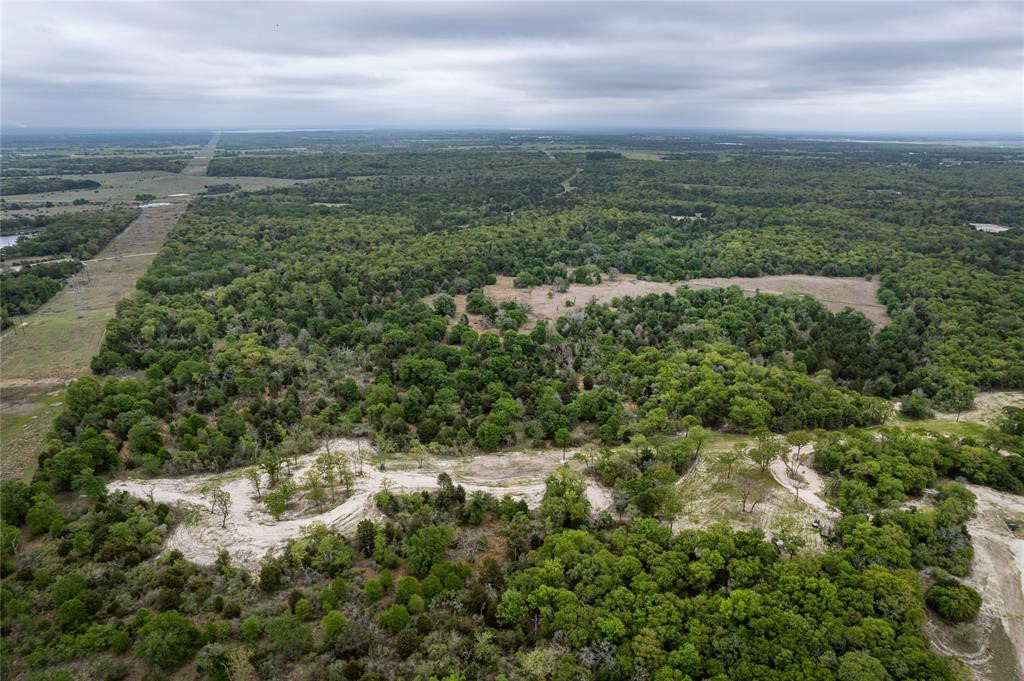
[
  {"left": 0, "top": 385, "right": 64, "bottom": 481},
  {"left": 1, "top": 171, "right": 301, "bottom": 206},
  {"left": 1, "top": 200, "right": 186, "bottom": 380}
]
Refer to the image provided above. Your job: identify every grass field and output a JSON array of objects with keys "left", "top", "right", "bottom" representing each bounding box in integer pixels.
[
  {"left": 1, "top": 170, "right": 300, "bottom": 207},
  {"left": 0, "top": 384, "right": 64, "bottom": 481},
  {"left": 0, "top": 199, "right": 189, "bottom": 480}
]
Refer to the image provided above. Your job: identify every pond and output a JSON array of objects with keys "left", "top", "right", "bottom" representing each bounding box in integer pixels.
[{"left": 0, "top": 233, "right": 36, "bottom": 249}]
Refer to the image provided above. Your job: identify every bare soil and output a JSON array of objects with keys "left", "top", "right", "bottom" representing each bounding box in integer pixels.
[
  {"left": 953, "top": 484, "right": 1024, "bottom": 681},
  {"left": 685, "top": 274, "right": 889, "bottom": 327},
  {"left": 452, "top": 273, "right": 890, "bottom": 330},
  {"left": 934, "top": 391, "right": 1023, "bottom": 427},
  {"left": 109, "top": 439, "right": 612, "bottom": 567}
]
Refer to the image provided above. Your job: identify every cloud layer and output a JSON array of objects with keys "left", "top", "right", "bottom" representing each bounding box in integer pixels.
[{"left": 2, "top": 1, "right": 1021, "bottom": 133}]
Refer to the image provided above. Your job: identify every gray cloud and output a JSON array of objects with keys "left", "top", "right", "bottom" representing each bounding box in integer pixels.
[{"left": 2, "top": 1, "right": 1021, "bottom": 133}]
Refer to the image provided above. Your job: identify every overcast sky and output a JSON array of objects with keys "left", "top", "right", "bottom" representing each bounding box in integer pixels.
[{"left": 2, "top": 1, "right": 1022, "bottom": 134}]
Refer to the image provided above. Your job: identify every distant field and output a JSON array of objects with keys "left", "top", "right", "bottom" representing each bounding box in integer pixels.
[
  {"left": 685, "top": 274, "right": 889, "bottom": 327},
  {"left": 0, "top": 170, "right": 302, "bottom": 206},
  {"left": 445, "top": 273, "right": 890, "bottom": 330}
]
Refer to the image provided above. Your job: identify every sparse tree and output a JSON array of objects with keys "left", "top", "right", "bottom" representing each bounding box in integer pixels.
[
  {"left": 747, "top": 430, "right": 786, "bottom": 476},
  {"left": 717, "top": 444, "right": 745, "bottom": 479},
  {"left": 785, "top": 431, "right": 814, "bottom": 473},
  {"left": 205, "top": 487, "right": 231, "bottom": 528},
  {"left": 554, "top": 427, "right": 572, "bottom": 462},
  {"left": 245, "top": 467, "right": 263, "bottom": 500},
  {"left": 303, "top": 469, "right": 327, "bottom": 511}
]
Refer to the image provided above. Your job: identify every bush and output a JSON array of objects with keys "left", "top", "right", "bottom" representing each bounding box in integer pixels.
[
  {"left": 265, "top": 614, "right": 312, "bottom": 660},
  {"left": 363, "top": 578, "right": 384, "bottom": 602},
  {"left": 396, "top": 576, "right": 421, "bottom": 603},
  {"left": 240, "top": 615, "right": 261, "bottom": 642},
  {"left": 379, "top": 604, "right": 410, "bottom": 634},
  {"left": 133, "top": 610, "right": 202, "bottom": 670},
  {"left": 926, "top": 582, "right": 982, "bottom": 623},
  {"left": 322, "top": 610, "right": 348, "bottom": 640}
]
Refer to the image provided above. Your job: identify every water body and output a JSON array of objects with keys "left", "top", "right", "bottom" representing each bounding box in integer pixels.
[{"left": 0, "top": 233, "right": 35, "bottom": 249}]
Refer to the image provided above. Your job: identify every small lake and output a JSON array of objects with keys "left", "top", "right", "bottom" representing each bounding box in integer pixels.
[{"left": 0, "top": 233, "right": 36, "bottom": 249}]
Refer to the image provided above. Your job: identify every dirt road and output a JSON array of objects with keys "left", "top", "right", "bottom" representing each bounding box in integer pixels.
[
  {"left": 768, "top": 448, "right": 838, "bottom": 520},
  {"left": 109, "top": 439, "right": 612, "bottom": 567}
]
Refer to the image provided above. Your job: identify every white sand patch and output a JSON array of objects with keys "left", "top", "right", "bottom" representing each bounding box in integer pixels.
[
  {"left": 960, "top": 483, "right": 1024, "bottom": 676},
  {"left": 971, "top": 223, "right": 1011, "bottom": 233},
  {"left": 138, "top": 202, "right": 172, "bottom": 208},
  {"left": 110, "top": 439, "right": 612, "bottom": 567},
  {"left": 769, "top": 447, "right": 839, "bottom": 520}
]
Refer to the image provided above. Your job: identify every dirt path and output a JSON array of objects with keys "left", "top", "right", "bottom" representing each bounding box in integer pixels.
[
  {"left": 955, "top": 484, "right": 1024, "bottom": 680},
  {"left": 180, "top": 132, "right": 220, "bottom": 175},
  {"left": 0, "top": 134, "right": 221, "bottom": 482},
  {"left": 109, "top": 439, "right": 612, "bottom": 567},
  {"left": 768, "top": 448, "right": 839, "bottom": 520}
]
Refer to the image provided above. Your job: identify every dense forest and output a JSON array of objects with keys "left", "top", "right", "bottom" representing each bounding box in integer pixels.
[
  {"left": 1, "top": 155, "right": 189, "bottom": 176},
  {"left": 2, "top": 133, "right": 1023, "bottom": 680},
  {"left": 0, "top": 177, "right": 101, "bottom": 195}
]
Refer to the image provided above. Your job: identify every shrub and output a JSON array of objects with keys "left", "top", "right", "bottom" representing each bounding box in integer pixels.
[
  {"left": 926, "top": 582, "right": 982, "bottom": 623},
  {"left": 322, "top": 610, "right": 348, "bottom": 640},
  {"left": 363, "top": 578, "right": 384, "bottom": 602},
  {"left": 240, "top": 615, "right": 261, "bottom": 642},
  {"left": 133, "top": 610, "right": 202, "bottom": 670},
  {"left": 396, "top": 576, "right": 421, "bottom": 603},
  {"left": 379, "top": 604, "right": 410, "bottom": 634}
]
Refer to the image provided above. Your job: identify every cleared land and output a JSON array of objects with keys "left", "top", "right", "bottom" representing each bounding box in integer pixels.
[
  {"left": 0, "top": 198, "right": 188, "bottom": 382},
  {"left": 1, "top": 134, "right": 312, "bottom": 481},
  {"left": 445, "top": 273, "right": 889, "bottom": 330},
  {"left": 674, "top": 437, "right": 832, "bottom": 550},
  {"left": 927, "top": 484, "right": 1024, "bottom": 681},
  {"left": 0, "top": 170, "right": 299, "bottom": 208},
  {"left": 684, "top": 274, "right": 890, "bottom": 327},
  {"left": 109, "top": 438, "right": 613, "bottom": 568}
]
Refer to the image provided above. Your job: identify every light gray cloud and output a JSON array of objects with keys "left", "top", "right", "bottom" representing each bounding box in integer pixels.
[{"left": 2, "top": 1, "right": 1021, "bottom": 133}]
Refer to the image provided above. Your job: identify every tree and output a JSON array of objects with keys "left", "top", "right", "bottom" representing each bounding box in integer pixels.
[
  {"left": 926, "top": 582, "right": 982, "bottom": 623},
  {"left": 134, "top": 611, "right": 202, "bottom": 671},
  {"left": 784, "top": 430, "right": 813, "bottom": 473},
  {"left": 539, "top": 466, "right": 590, "bottom": 529},
  {"left": 379, "top": 604, "right": 411, "bottom": 634},
  {"left": 934, "top": 381, "right": 976, "bottom": 422},
  {"left": 554, "top": 427, "right": 572, "bottom": 462},
  {"left": 264, "top": 481, "right": 296, "bottom": 520},
  {"left": 404, "top": 525, "right": 453, "bottom": 575},
  {"left": 303, "top": 469, "right": 327, "bottom": 511},
  {"left": 717, "top": 444, "right": 745, "bottom": 479},
  {"left": 259, "top": 453, "right": 283, "bottom": 487},
  {"left": 747, "top": 430, "right": 785, "bottom": 476},
  {"left": 375, "top": 432, "right": 395, "bottom": 470},
  {"left": 245, "top": 467, "right": 263, "bottom": 500},
  {"left": 356, "top": 519, "right": 376, "bottom": 557},
  {"left": 205, "top": 487, "right": 231, "bottom": 528},
  {"left": 433, "top": 293, "right": 456, "bottom": 318}
]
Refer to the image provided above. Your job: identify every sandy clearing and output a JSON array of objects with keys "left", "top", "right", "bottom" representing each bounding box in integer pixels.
[
  {"left": 960, "top": 484, "right": 1024, "bottom": 678},
  {"left": 109, "top": 439, "right": 612, "bottom": 567},
  {"left": 768, "top": 448, "right": 839, "bottom": 520},
  {"left": 472, "top": 273, "right": 889, "bottom": 329},
  {"left": 934, "top": 391, "right": 1023, "bottom": 427},
  {"left": 484, "top": 275, "right": 678, "bottom": 323},
  {"left": 672, "top": 448, "right": 827, "bottom": 549},
  {"left": 971, "top": 223, "right": 1011, "bottom": 233},
  {"left": 685, "top": 275, "right": 889, "bottom": 328}
]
